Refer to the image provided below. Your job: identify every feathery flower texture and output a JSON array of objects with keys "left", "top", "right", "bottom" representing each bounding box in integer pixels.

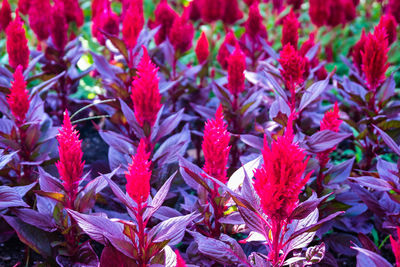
[
  {"left": 56, "top": 112, "right": 85, "bottom": 208},
  {"left": 169, "top": 9, "right": 194, "bottom": 54},
  {"left": 202, "top": 106, "right": 231, "bottom": 184},
  {"left": 29, "top": 0, "right": 52, "bottom": 41},
  {"left": 195, "top": 31, "right": 209, "bottom": 64},
  {"left": 123, "top": 0, "right": 144, "bottom": 49},
  {"left": 201, "top": 0, "right": 226, "bottom": 23},
  {"left": 7, "top": 66, "right": 30, "bottom": 125},
  {"left": 152, "top": 0, "right": 178, "bottom": 45},
  {"left": 352, "top": 29, "right": 367, "bottom": 74},
  {"left": 254, "top": 118, "right": 311, "bottom": 220},
  {"left": 125, "top": 139, "right": 152, "bottom": 204},
  {"left": 0, "top": 0, "right": 11, "bottom": 32},
  {"left": 51, "top": 1, "right": 68, "bottom": 51},
  {"left": 378, "top": 14, "right": 398, "bottom": 45},
  {"left": 279, "top": 44, "right": 306, "bottom": 89},
  {"left": 390, "top": 227, "right": 400, "bottom": 267},
  {"left": 361, "top": 25, "right": 389, "bottom": 91},
  {"left": 175, "top": 250, "right": 187, "bottom": 267},
  {"left": 217, "top": 31, "right": 237, "bottom": 69},
  {"left": 6, "top": 14, "right": 30, "bottom": 70},
  {"left": 227, "top": 45, "right": 246, "bottom": 97},
  {"left": 282, "top": 10, "right": 299, "bottom": 48},
  {"left": 131, "top": 47, "right": 162, "bottom": 128}
]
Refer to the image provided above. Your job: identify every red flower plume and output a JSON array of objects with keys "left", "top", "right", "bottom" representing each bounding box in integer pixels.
[
  {"left": 123, "top": 0, "right": 144, "bottom": 49},
  {"left": 378, "top": 14, "right": 398, "bottom": 45},
  {"left": 227, "top": 45, "right": 246, "bottom": 97},
  {"left": 0, "top": 0, "right": 12, "bottom": 32},
  {"left": 253, "top": 116, "right": 311, "bottom": 220},
  {"left": 93, "top": 5, "right": 119, "bottom": 45},
  {"left": 7, "top": 66, "right": 30, "bottom": 125},
  {"left": 202, "top": 105, "right": 231, "bottom": 184},
  {"left": 125, "top": 139, "right": 151, "bottom": 204},
  {"left": 51, "top": 1, "right": 68, "bottom": 51},
  {"left": 361, "top": 25, "right": 389, "bottom": 91},
  {"left": 351, "top": 29, "right": 367, "bottom": 74},
  {"left": 56, "top": 111, "right": 85, "bottom": 208},
  {"left": 287, "top": 0, "right": 303, "bottom": 10},
  {"left": 6, "top": 14, "right": 30, "bottom": 70},
  {"left": 58, "top": 0, "right": 84, "bottom": 27},
  {"left": 326, "top": 0, "right": 344, "bottom": 27},
  {"left": 222, "top": 0, "right": 243, "bottom": 25},
  {"left": 282, "top": 9, "right": 299, "bottom": 49},
  {"left": 169, "top": 9, "right": 194, "bottom": 54},
  {"left": 18, "top": 0, "right": 31, "bottom": 15},
  {"left": 390, "top": 227, "right": 400, "bottom": 267},
  {"left": 278, "top": 43, "right": 306, "bottom": 89},
  {"left": 188, "top": 0, "right": 201, "bottom": 21},
  {"left": 245, "top": 2, "right": 268, "bottom": 40},
  {"left": 201, "top": 0, "right": 226, "bottom": 23},
  {"left": 195, "top": 31, "right": 209, "bottom": 64},
  {"left": 152, "top": 0, "right": 178, "bottom": 45},
  {"left": 29, "top": 0, "right": 52, "bottom": 41},
  {"left": 309, "top": 0, "right": 330, "bottom": 27},
  {"left": 217, "top": 30, "right": 237, "bottom": 69},
  {"left": 131, "top": 47, "right": 162, "bottom": 128},
  {"left": 175, "top": 250, "right": 187, "bottom": 267},
  {"left": 299, "top": 32, "right": 316, "bottom": 56},
  {"left": 389, "top": 0, "right": 400, "bottom": 24}
]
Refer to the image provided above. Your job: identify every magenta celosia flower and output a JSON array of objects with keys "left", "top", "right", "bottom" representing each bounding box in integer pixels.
[
  {"left": 56, "top": 111, "right": 85, "bottom": 208},
  {"left": 217, "top": 30, "right": 237, "bottom": 70},
  {"left": 51, "top": 1, "right": 68, "bottom": 51},
  {"left": 202, "top": 105, "right": 231, "bottom": 184},
  {"left": 188, "top": 0, "right": 201, "bottom": 21},
  {"left": 378, "top": 14, "right": 398, "bottom": 45},
  {"left": 151, "top": 0, "right": 178, "bottom": 45},
  {"left": 253, "top": 119, "right": 311, "bottom": 221},
  {"left": 352, "top": 29, "right": 367, "bottom": 74},
  {"left": 278, "top": 43, "right": 306, "bottom": 89},
  {"left": 131, "top": 47, "right": 162, "bottom": 128},
  {"left": 326, "top": 0, "right": 344, "bottom": 27},
  {"left": 195, "top": 31, "right": 209, "bottom": 64},
  {"left": 29, "top": 0, "right": 52, "bottom": 41},
  {"left": 7, "top": 66, "right": 30, "bottom": 125},
  {"left": 287, "top": 0, "right": 303, "bottom": 10},
  {"left": 0, "top": 0, "right": 11, "bottom": 32},
  {"left": 169, "top": 9, "right": 194, "bottom": 54},
  {"left": 175, "top": 250, "right": 187, "bottom": 267},
  {"left": 282, "top": 10, "right": 299, "bottom": 49},
  {"left": 58, "top": 0, "right": 84, "bottom": 27},
  {"left": 92, "top": 0, "right": 106, "bottom": 20},
  {"left": 93, "top": 6, "right": 119, "bottom": 45},
  {"left": 390, "top": 227, "right": 400, "bottom": 267},
  {"left": 125, "top": 139, "right": 151, "bottom": 204},
  {"left": 361, "top": 26, "right": 389, "bottom": 91},
  {"left": 227, "top": 45, "right": 246, "bottom": 97},
  {"left": 123, "top": 0, "right": 144, "bottom": 49},
  {"left": 389, "top": 0, "right": 400, "bottom": 23},
  {"left": 299, "top": 32, "right": 316, "bottom": 57},
  {"left": 18, "top": 0, "right": 31, "bottom": 15},
  {"left": 244, "top": 0, "right": 257, "bottom": 5},
  {"left": 342, "top": 0, "right": 357, "bottom": 23},
  {"left": 201, "top": 0, "right": 226, "bottom": 23},
  {"left": 309, "top": 0, "right": 330, "bottom": 27},
  {"left": 6, "top": 14, "right": 30, "bottom": 70},
  {"left": 222, "top": 0, "right": 243, "bottom": 25},
  {"left": 245, "top": 2, "right": 268, "bottom": 40}
]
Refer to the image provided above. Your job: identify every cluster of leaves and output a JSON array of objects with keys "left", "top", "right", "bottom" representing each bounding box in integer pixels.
[{"left": 0, "top": 0, "right": 399, "bottom": 266}]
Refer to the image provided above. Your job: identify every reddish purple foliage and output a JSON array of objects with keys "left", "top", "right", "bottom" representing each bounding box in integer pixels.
[
  {"left": 6, "top": 14, "right": 30, "bottom": 70},
  {"left": 202, "top": 105, "right": 231, "bottom": 184},
  {"left": 125, "top": 139, "right": 152, "bottom": 204},
  {"left": 131, "top": 47, "right": 162, "bottom": 128}
]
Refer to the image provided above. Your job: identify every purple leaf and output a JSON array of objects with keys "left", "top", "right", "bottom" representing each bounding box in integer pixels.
[
  {"left": 289, "top": 192, "right": 331, "bottom": 221},
  {"left": 306, "top": 130, "right": 351, "bottom": 153},
  {"left": 56, "top": 242, "right": 99, "bottom": 267},
  {"left": 179, "top": 156, "right": 211, "bottom": 192},
  {"left": 38, "top": 167, "right": 63, "bottom": 192},
  {"left": 377, "top": 157, "right": 399, "bottom": 184},
  {"left": 152, "top": 109, "right": 184, "bottom": 142},
  {"left": 0, "top": 186, "right": 29, "bottom": 209},
  {"left": 119, "top": 99, "right": 145, "bottom": 139},
  {"left": 349, "top": 176, "right": 392, "bottom": 191},
  {"left": 102, "top": 173, "right": 137, "bottom": 214},
  {"left": 0, "top": 150, "right": 18, "bottom": 170},
  {"left": 100, "top": 245, "right": 136, "bottom": 267},
  {"left": 299, "top": 78, "right": 329, "bottom": 111},
  {"left": 326, "top": 157, "right": 355, "bottom": 185},
  {"left": 13, "top": 182, "right": 37, "bottom": 198},
  {"left": 99, "top": 130, "right": 135, "bottom": 155},
  {"left": 373, "top": 125, "right": 400, "bottom": 156},
  {"left": 13, "top": 208, "right": 57, "bottom": 232},
  {"left": 352, "top": 246, "right": 392, "bottom": 267},
  {"left": 304, "top": 242, "right": 325, "bottom": 265},
  {"left": 240, "top": 135, "right": 264, "bottom": 150}
]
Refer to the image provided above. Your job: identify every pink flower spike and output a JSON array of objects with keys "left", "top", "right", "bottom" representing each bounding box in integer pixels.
[
  {"left": 320, "top": 102, "right": 342, "bottom": 132},
  {"left": 282, "top": 9, "right": 299, "bottom": 49},
  {"left": 0, "top": 0, "right": 12, "bottom": 32},
  {"left": 7, "top": 66, "right": 30, "bottom": 125},
  {"left": 195, "top": 31, "right": 210, "bottom": 64},
  {"left": 227, "top": 45, "right": 246, "bottom": 97},
  {"left": 6, "top": 13, "right": 30, "bottom": 70},
  {"left": 278, "top": 43, "right": 306, "bottom": 90},
  {"left": 390, "top": 227, "right": 400, "bottom": 267},
  {"left": 125, "top": 139, "right": 152, "bottom": 205},
  {"left": 123, "top": 0, "right": 144, "bottom": 49}
]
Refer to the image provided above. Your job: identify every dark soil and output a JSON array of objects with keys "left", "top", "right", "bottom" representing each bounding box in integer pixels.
[{"left": 0, "top": 236, "right": 43, "bottom": 267}]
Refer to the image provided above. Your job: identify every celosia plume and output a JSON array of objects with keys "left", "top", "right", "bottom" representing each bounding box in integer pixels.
[
  {"left": 195, "top": 31, "right": 209, "bottom": 64},
  {"left": 123, "top": 0, "right": 144, "bottom": 49},
  {"left": 202, "top": 105, "right": 231, "bottom": 184},
  {"left": 299, "top": 32, "right": 316, "bottom": 57},
  {"left": 287, "top": 0, "right": 303, "bottom": 10},
  {"left": 152, "top": 0, "right": 178, "bottom": 45},
  {"left": 131, "top": 47, "right": 162, "bottom": 128},
  {"left": 58, "top": 0, "right": 84, "bottom": 27},
  {"left": 175, "top": 250, "right": 187, "bottom": 267},
  {"left": 361, "top": 26, "right": 389, "bottom": 91},
  {"left": 278, "top": 43, "right": 306, "bottom": 89},
  {"left": 227, "top": 45, "right": 246, "bottom": 97},
  {"left": 125, "top": 139, "right": 151, "bottom": 204},
  {"left": 28, "top": 0, "right": 52, "bottom": 41},
  {"left": 7, "top": 66, "right": 30, "bottom": 125},
  {"left": 389, "top": 0, "right": 400, "bottom": 23},
  {"left": 169, "top": 9, "right": 194, "bottom": 54},
  {"left": 18, "top": 0, "right": 31, "bottom": 15},
  {"left": 351, "top": 29, "right": 367, "bottom": 74},
  {"left": 245, "top": 2, "right": 268, "bottom": 40},
  {"left": 201, "top": 0, "right": 226, "bottom": 23},
  {"left": 51, "top": 1, "right": 68, "bottom": 51},
  {"left": 309, "top": 0, "right": 330, "bottom": 27},
  {"left": 282, "top": 10, "right": 299, "bottom": 49},
  {"left": 56, "top": 111, "right": 85, "bottom": 208},
  {"left": 188, "top": 0, "right": 201, "bottom": 21},
  {"left": 378, "top": 14, "right": 398, "bottom": 45},
  {"left": 326, "top": 0, "right": 344, "bottom": 27},
  {"left": 342, "top": 0, "right": 357, "bottom": 24},
  {"left": 6, "top": 14, "right": 30, "bottom": 70},
  {"left": 0, "top": 0, "right": 12, "bottom": 32},
  {"left": 253, "top": 117, "right": 311, "bottom": 220},
  {"left": 217, "top": 30, "right": 237, "bottom": 69},
  {"left": 93, "top": 6, "right": 119, "bottom": 45},
  {"left": 222, "top": 0, "right": 243, "bottom": 25},
  {"left": 390, "top": 227, "right": 400, "bottom": 267}
]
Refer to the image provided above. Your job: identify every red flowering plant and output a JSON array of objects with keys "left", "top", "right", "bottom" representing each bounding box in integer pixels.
[
  {"left": 3, "top": 111, "right": 113, "bottom": 265},
  {"left": 68, "top": 138, "right": 198, "bottom": 266}
]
